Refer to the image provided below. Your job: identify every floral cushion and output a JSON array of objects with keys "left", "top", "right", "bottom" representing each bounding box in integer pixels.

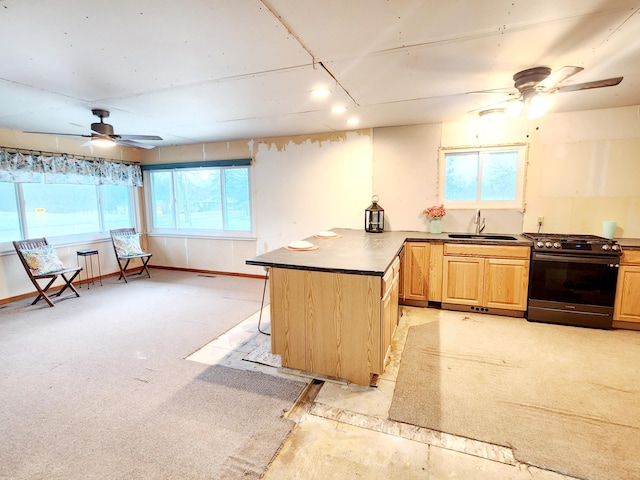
[
  {"left": 114, "top": 234, "right": 145, "bottom": 257},
  {"left": 20, "top": 245, "right": 65, "bottom": 275}
]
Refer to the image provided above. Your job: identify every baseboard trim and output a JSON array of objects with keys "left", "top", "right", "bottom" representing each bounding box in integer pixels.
[{"left": 1, "top": 266, "right": 266, "bottom": 306}]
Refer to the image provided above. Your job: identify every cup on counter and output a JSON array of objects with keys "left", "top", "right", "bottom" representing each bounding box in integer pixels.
[{"left": 602, "top": 221, "right": 617, "bottom": 239}]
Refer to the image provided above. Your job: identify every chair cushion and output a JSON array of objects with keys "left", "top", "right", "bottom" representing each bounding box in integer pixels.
[
  {"left": 114, "top": 234, "right": 145, "bottom": 257},
  {"left": 20, "top": 245, "right": 65, "bottom": 275}
]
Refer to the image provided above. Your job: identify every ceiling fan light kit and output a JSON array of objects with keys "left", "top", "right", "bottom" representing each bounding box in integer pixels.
[
  {"left": 475, "top": 65, "right": 623, "bottom": 121},
  {"left": 527, "top": 94, "right": 551, "bottom": 119},
  {"left": 90, "top": 136, "right": 117, "bottom": 148}
]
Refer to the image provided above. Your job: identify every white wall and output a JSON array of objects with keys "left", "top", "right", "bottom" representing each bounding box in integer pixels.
[
  {"left": 372, "top": 124, "right": 441, "bottom": 232},
  {"left": 253, "top": 131, "right": 372, "bottom": 255},
  {"left": 523, "top": 107, "right": 640, "bottom": 238}
]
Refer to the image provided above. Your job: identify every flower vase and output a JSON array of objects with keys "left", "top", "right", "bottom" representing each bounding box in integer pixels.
[{"left": 430, "top": 217, "right": 442, "bottom": 234}]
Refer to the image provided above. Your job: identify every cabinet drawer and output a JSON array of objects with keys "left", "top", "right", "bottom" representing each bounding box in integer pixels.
[
  {"left": 382, "top": 256, "right": 399, "bottom": 295},
  {"left": 382, "top": 268, "right": 393, "bottom": 295},
  {"left": 621, "top": 249, "right": 640, "bottom": 265},
  {"left": 444, "top": 243, "right": 530, "bottom": 259}
]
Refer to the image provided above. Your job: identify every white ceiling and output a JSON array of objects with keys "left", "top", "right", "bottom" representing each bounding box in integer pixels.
[{"left": 1, "top": 0, "right": 639, "bottom": 148}]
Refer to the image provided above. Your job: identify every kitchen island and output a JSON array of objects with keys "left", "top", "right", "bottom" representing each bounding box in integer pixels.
[
  {"left": 246, "top": 228, "right": 531, "bottom": 385},
  {"left": 246, "top": 228, "right": 410, "bottom": 385}
]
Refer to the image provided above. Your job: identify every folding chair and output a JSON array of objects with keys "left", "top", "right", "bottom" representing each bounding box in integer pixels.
[
  {"left": 110, "top": 228, "right": 152, "bottom": 283},
  {"left": 13, "top": 238, "right": 82, "bottom": 307}
]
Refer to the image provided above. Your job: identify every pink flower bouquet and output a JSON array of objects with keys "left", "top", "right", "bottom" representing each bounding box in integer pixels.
[{"left": 422, "top": 204, "right": 446, "bottom": 219}]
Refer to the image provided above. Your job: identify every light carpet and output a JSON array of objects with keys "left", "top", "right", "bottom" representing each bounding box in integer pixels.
[
  {"left": 389, "top": 313, "right": 640, "bottom": 480},
  {"left": 0, "top": 269, "right": 306, "bottom": 479}
]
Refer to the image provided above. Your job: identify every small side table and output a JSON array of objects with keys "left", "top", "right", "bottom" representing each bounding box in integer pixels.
[{"left": 76, "top": 249, "right": 103, "bottom": 289}]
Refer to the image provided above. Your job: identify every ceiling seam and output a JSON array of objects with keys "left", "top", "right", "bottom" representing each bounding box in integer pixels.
[
  {"left": 595, "top": 7, "right": 640, "bottom": 48},
  {"left": 260, "top": 0, "right": 358, "bottom": 106},
  {"left": 364, "top": 7, "right": 640, "bottom": 57}
]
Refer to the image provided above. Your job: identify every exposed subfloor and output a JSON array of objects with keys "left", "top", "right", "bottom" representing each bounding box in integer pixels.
[{"left": 188, "top": 307, "right": 579, "bottom": 480}]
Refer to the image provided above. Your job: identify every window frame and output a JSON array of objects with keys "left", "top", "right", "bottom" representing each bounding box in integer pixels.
[
  {"left": 438, "top": 144, "right": 528, "bottom": 210},
  {"left": 143, "top": 160, "right": 254, "bottom": 239}
]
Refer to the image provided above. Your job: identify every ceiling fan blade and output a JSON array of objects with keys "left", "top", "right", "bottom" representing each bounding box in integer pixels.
[
  {"left": 537, "top": 66, "right": 584, "bottom": 91},
  {"left": 114, "top": 138, "right": 157, "bottom": 149},
  {"left": 554, "top": 77, "right": 623, "bottom": 93},
  {"left": 24, "top": 131, "right": 91, "bottom": 138},
  {"left": 116, "top": 134, "right": 163, "bottom": 141},
  {"left": 466, "top": 87, "right": 518, "bottom": 95},
  {"left": 467, "top": 98, "right": 517, "bottom": 114}
]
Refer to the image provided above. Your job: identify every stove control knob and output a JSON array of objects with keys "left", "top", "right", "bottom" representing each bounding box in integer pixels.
[
  {"left": 602, "top": 244, "right": 611, "bottom": 251},
  {"left": 536, "top": 241, "right": 544, "bottom": 248},
  {"left": 544, "top": 241, "right": 553, "bottom": 248},
  {"left": 552, "top": 242, "right": 561, "bottom": 249}
]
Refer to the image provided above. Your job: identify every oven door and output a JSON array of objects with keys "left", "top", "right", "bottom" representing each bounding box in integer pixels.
[{"left": 527, "top": 252, "right": 619, "bottom": 328}]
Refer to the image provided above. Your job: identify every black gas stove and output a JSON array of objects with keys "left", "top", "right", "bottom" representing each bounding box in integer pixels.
[
  {"left": 522, "top": 232, "right": 621, "bottom": 329},
  {"left": 522, "top": 232, "right": 622, "bottom": 257}
]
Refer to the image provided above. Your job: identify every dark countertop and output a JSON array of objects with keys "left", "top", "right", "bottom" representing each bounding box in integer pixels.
[
  {"left": 616, "top": 238, "right": 640, "bottom": 249},
  {"left": 246, "top": 228, "right": 407, "bottom": 276},
  {"left": 246, "top": 228, "right": 532, "bottom": 276}
]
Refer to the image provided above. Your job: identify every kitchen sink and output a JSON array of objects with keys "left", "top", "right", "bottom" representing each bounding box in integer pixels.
[{"left": 447, "top": 234, "right": 518, "bottom": 241}]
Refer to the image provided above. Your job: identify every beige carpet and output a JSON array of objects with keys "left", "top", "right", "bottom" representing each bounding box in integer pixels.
[
  {"left": 0, "top": 270, "right": 306, "bottom": 479},
  {"left": 389, "top": 313, "right": 640, "bottom": 480}
]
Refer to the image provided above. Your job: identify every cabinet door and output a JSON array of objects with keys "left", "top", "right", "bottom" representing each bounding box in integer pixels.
[
  {"left": 381, "top": 283, "right": 393, "bottom": 366},
  {"left": 428, "top": 243, "right": 444, "bottom": 302},
  {"left": 441, "top": 256, "right": 483, "bottom": 306},
  {"left": 269, "top": 268, "right": 308, "bottom": 371},
  {"left": 381, "top": 258, "right": 401, "bottom": 367},
  {"left": 398, "top": 247, "right": 405, "bottom": 300},
  {"left": 614, "top": 265, "right": 640, "bottom": 323},
  {"left": 403, "top": 242, "right": 430, "bottom": 301},
  {"left": 484, "top": 258, "right": 529, "bottom": 311}
]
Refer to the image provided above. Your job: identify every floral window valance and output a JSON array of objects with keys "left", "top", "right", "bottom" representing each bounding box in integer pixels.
[{"left": 0, "top": 150, "right": 142, "bottom": 186}]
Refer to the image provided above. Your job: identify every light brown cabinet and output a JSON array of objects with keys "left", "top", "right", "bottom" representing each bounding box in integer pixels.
[
  {"left": 269, "top": 256, "right": 400, "bottom": 386},
  {"left": 403, "top": 242, "right": 430, "bottom": 303},
  {"left": 614, "top": 250, "right": 640, "bottom": 324},
  {"left": 442, "top": 243, "right": 530, "bottom": 314},
  {"left": 382, "top": 256, "right": 401, "bottom": 364},
  {"left": 401, "top": 241, "right": 444, "bottom": 305},
  {"left": 441, "top": 255, "right": 484, "bottom": 306}
]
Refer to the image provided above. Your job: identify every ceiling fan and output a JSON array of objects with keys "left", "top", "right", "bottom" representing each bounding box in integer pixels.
[
  {"left": 25, "top": 109, "right": 163, "bottom": 149},
  {"left": 473, "top": 66, "right": 623, "bottom": 120}
]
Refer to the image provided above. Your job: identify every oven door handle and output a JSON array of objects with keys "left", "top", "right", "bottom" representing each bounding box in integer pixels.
[{"left": 532, "top": 253, "right": 620, "bottom": 265}]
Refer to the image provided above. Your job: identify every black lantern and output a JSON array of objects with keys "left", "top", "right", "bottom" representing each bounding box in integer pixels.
[{"left": 365, "top": 195, "right": 384, "bottom": 233}]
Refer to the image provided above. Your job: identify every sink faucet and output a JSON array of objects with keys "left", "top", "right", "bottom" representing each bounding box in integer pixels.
[{"left": 474, "top": 209, "right": 485, "bottom": 234}]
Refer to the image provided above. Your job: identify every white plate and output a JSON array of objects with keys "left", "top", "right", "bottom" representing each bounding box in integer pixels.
[
  {"left": 288, "top": 240, "right": 314, "bottom": 249},
  {"left": 316, "top": 231, "right": 337, "bottom": 238}
]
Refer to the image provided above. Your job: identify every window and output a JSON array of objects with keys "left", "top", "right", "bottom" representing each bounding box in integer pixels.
[
  {"left": 0, "top": 182, "right": 20, "bottom": 242},
  {"left": 439, "top": 145, "right": 527, "bottom": 209},
  {"left": 0, "top": 182, "right": 134, "bottom": 244},
  {"left": 145, "top": 161, "right": 252, "bottom": 237},
  {"left": 101, "top": 185, "right": 135, "bottom": 232}
]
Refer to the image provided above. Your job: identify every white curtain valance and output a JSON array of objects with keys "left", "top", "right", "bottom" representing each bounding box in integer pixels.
[{"left": 0, "top": 150, "right": 142, "bottom": 187}]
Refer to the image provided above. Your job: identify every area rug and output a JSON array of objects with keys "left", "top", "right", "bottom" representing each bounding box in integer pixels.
[{"left": 388, "top": 314, "right": 640, "bottom": 480}]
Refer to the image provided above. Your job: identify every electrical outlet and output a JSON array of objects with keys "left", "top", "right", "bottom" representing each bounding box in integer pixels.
[{"left": 537, "top": 216, "right": 544, "bottom": 226}]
